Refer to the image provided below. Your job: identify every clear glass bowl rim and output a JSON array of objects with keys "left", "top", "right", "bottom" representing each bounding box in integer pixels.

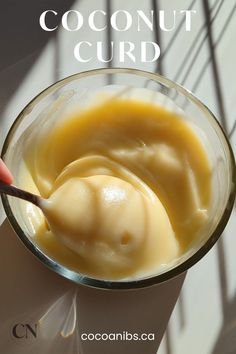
[{"left": 1, "top": 67, "right": 235, "bottom": 290}]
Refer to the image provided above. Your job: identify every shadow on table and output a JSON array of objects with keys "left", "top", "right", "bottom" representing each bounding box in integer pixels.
[
  {"left": 0, "top": 219, "right": 186, "bottom": 354},
  {"left": 202, "top": 1, "right": 236, "bottom": 352},
  {"left": 0, "top": 0, "right": 75, "bottom": 131},
  {"left": 211, "top": 293, "right": 236, "bottom": 354}
]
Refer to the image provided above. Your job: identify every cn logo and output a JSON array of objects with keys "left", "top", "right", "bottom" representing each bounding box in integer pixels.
[{"left": 12, "top": 323, "right": 37, "bottom": 339}]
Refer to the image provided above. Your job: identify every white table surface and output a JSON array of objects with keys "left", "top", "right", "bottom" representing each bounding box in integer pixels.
[{"left": 0, "top": 1, "right": 235, "bottom": 353}]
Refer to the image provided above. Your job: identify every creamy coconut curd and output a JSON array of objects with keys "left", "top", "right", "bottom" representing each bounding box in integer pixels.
[{"left": 18, "top": 97, "right": 212, "bottom": 280}]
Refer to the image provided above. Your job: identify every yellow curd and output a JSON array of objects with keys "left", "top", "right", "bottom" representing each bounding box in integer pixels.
[{"left": 19, "top": 98, "right": 212, "bottom": 280}]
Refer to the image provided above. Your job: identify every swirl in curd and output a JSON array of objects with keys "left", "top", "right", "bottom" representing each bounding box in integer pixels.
[{"left": 19, "top": 98, "right": 212, "bottom": 280}]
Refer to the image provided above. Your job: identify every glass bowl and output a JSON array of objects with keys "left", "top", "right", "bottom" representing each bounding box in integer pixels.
[{"left": 1, "top": 68, "right": 235, "bottom": 289}]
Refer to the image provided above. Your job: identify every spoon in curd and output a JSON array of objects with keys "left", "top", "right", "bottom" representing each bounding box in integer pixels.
[{"left": 0, "top": 170, "right": 179, "bottom": 277}]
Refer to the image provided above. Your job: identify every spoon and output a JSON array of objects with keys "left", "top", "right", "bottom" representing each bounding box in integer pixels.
[
  {"left": 0, "top": 172, "right": 178, "bottom": 276},
  {"left": 0, "top": 180, "right": 55, "bottom": 237},
  {"left": 0, "top": 180, "right": 42, "bottom": 207}
]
